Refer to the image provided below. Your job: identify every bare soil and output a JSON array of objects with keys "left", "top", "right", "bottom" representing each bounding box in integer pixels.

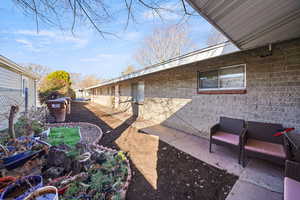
[{"left": 67, "top": 102, "right": 238, "bottom": 200}]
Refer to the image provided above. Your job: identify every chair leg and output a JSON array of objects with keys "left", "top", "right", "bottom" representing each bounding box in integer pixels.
[
  {"left": 242, "top": 150, "right": 246, "bottom": 167},
  {"left": 238, "top": 149, "right": 241, "bottom": 164},
  {"left": 209, "top": 140, "right": 212, "bottom": 153}
]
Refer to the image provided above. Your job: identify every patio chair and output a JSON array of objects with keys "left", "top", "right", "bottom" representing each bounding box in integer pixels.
[
  {"left": 284, "top": 160, "right": 300, "bottom": 200},
  {"left": 209, "top": 117, "right": 246, "bottom": 164},
  {"left": 241, "top": 121, "right": 287, "bottom": 167}
]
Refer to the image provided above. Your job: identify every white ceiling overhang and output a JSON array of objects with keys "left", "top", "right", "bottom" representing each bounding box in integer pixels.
[{"left": 187, "top": 0, "right": 300, "bottom": 50}]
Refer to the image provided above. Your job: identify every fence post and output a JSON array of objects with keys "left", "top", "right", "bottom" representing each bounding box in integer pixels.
[{"left": 25, "top": 88, "right": 28, "bottom": 113}]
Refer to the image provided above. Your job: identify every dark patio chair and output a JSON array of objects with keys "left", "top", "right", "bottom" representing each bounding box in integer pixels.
[
  {"left": 241, "top": 121, "right": 287, "bottom": 167},
  {"left": 284, "top": 160, "right": 300, "bottom": 200},
  {"left": 209, "top": 116, "right": 246, "bottom": 164}
]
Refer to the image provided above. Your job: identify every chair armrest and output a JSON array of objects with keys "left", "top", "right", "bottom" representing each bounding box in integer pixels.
[
  {"left": 210, "top": 124, "right": 220, "bottom": 137},
  {"left": 240, "top": 129, "right": 248, "bottom": 146},
  {"left": 285, "top": 160, "right": 300, "bottom": 182}
]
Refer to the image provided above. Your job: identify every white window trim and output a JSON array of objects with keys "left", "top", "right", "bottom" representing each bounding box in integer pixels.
[{"left": 198, "top": 64, "right": 246, "bottom": 91}]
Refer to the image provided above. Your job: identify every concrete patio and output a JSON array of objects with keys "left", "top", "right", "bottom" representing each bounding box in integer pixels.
[{"left": 140, "top": 125, "right": 284, "bottom": 200}]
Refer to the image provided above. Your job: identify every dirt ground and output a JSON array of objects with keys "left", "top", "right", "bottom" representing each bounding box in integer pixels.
[{"left": 67, "top": 102, "right": 238, "bottom": 200}]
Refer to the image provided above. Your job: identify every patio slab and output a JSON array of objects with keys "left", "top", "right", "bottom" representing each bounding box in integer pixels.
[
  {"left": 140, "top": 125, "right": 243, "bottom": 175},
  {"left": 226, "top": 180, "right": 283, "bottom": 200},
  {"left": 140, "top": 124, "right": 284, "bottom": 200},
  {"left": 240, "top": 159, "right": 284, "bottom": 193}
]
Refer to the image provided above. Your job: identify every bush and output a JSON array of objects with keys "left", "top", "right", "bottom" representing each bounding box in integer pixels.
[
  {"left": 39, "top": 70, "right": 75, "bottom": 104},
  {"left": 15, "top": 115, "right": 44, "bottom": 137}
]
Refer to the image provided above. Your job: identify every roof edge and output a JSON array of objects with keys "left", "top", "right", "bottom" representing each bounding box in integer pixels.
[
  {"left": 185, "top": 0, "right": 241, "bottom": 50},
  {"left": 85, "top": 42, "right": 230, "bottom": 90},
  {"left": 0, "top": 55, "right": 37, "bottom": 80}
]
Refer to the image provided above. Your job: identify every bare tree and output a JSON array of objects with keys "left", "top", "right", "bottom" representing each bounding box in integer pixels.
[
  {"left": 72, "top": 74, "right": 102, "bottom": 88},
  {"left": 206, "top": 29, "right": 227, "bottom": 46},
  {"left": 122, "top": 65, "right": 136, "bottom": 75},
  {"left": 70, "top": 73, "right": 82, "bottom": 89},
  {"left": 134, "top": 24, "right": 195, "bottom": 66},
  {"left": 11, "top": 0, "right": 196, "bottom": 36},
  {"left": 25, "top": 63, "right": 51, "bottom": 84}
]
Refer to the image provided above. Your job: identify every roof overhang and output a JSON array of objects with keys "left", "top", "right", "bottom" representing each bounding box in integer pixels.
[
  {"left": 86, "top": 42, "right": 234, "bottom": 90},
  {"left": 0, "top": 55, "right": 37, "bottom": 79},
  {"left": 187, "top": 0, "right": 300, "bottom": 50}
]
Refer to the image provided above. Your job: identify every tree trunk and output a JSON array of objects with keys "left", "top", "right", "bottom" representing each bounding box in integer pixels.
[{"left": 8, "top": 105, "right": 19, "bottom": 139}]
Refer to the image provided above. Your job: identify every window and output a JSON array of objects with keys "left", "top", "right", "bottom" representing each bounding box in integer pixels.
[
  {"left": 198, "top": 64, "right": 246, "bottom": 94},
  {"left": 21, "top": 76, "right": 28, "bottom": 97}
]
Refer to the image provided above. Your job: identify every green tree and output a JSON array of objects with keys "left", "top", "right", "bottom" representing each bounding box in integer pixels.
[{"left": 39, "top": 70, "right": 75, "bottom": 103}]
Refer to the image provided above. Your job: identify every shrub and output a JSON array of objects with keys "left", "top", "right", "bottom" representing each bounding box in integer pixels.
[{"left": 38, "top": 70, "right": 75, "bottom": 104}]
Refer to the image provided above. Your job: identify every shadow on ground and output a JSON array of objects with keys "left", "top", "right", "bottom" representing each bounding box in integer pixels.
[{"left": 67, "top": 102, "right": 237, "bottom": 200}]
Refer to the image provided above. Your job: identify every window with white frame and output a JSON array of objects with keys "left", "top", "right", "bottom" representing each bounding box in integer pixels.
[{"left": 198, "top": 64, "right": 246, "bottom": 91}]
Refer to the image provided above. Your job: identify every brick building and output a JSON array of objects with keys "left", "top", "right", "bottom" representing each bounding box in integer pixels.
[{"left": 86, "top": 38, "right": 300, "bottom": 138}]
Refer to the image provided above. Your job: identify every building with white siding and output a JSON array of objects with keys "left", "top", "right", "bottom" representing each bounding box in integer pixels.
[{"left": 0, "top": 55, "right": 37, "bottom": 130}]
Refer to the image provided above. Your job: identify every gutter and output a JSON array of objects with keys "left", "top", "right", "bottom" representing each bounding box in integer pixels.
[{"left": 0, "top": 55, "right": 38, "bottom": 80}]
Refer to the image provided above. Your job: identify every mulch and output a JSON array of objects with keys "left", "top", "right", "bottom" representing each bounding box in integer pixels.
[{"left": 67, "top": 102, "right": 238, "bottom": 200}]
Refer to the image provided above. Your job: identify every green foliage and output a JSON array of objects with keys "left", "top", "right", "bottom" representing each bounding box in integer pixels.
[
  {"left": 38, "top": 70, "right": 75, "bottom": 104},
  {"left": 14, "top": 115, "right": 44, "bottom": 137},
  {"left": 61, "top": 151, "right": 128, "bottom": 200},
  {"left": 47, "top": 127, "right": 80, "bottom": 148},
  {"left": 112, "top": 193, "right": 122, "bottom": 200},
  {"left": 66, "top": 149, "right": 80, "bottom": 158},
  {"left": 46, "top": 70, "right": 71, "bottom": 84},
  {"left": 64, "top": 182, "right": 81, "bottom": 199},
  {"left": 0, "top": 131, "right": 10, "bottom": 145}
]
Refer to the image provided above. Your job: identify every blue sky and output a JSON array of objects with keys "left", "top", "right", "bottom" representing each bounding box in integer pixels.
[{"left": 0, "top": 1, "right": 215, "bottom": 79}]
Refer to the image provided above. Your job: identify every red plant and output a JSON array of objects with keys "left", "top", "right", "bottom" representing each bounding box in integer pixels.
[{"left": 273, "top": 128, "right": 295, "bottom": 137}]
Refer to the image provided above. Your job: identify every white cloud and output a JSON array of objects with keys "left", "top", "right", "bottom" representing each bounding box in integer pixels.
[
  {"left": 13, "top": 30, "right": 88, "bottom": 48},
  {"left": 16, "top": 39, "right": 32, "bottom": 47},
  {"left": 15, "top": 39, "right": 40, "bottom": 52},
  {"left": 80, "top": 54, "right": 115, "bottom": 62}
]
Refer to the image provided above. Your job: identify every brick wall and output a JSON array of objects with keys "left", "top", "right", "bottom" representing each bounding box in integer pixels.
[{"left": 91, "top": 38, "right": 300, "bottom": 138}]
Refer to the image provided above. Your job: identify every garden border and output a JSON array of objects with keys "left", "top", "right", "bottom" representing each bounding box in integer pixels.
[{"left": 46, "top": 122, "right": 132, "bottom": 199}]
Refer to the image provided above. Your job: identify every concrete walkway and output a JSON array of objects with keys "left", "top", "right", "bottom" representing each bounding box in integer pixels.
[{"left": 140, "top": 125, "right": 284, "bottom": 200}]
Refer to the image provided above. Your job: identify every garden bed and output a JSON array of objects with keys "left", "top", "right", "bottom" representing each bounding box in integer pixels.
[
  {"left": 0, "top": 121, "right": 131, "bottom": 200},
  {"left": 68, "top": 102, "right": 239, "bottom": 200},
  {"left": 46, "top": 122, "right": 132, "bottom": 198}
]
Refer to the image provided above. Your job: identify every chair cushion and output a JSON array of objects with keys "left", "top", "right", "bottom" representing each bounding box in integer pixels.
[
  {"left": 212, "top": 131, "right": 239, "bottom": 146},
  {"left": 245, "top": 139, "right": 286, "bottom": 158},
  {"left": 284, "top": 177, "right": 300, "bottom": 200}
]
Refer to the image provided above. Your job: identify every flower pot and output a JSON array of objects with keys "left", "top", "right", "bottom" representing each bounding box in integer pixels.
[
  {"left": 77, "top": 152, "right": 91, "bottom": 163},
  {"left": 0, "top": 175, "right": 43, "bottom": 200},
  {"left": 47, "top": 176, "right": 69, "bottom": 195},
  {"left": 24, "top": 186, "right": 58, "bottom": 200},
  {"left": 2, "top": 150, "right": 44, "bottom": 170},
  {"left": 0, "top": 176, "right": 17, "bottom": 192}
]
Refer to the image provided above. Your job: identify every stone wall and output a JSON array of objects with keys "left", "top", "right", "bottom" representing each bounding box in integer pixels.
[{"left": 91, "top": 38, "right": 300, "bottom": 138}]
